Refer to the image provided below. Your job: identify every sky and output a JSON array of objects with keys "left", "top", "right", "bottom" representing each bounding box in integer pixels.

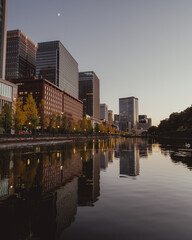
[{"left": 7, "top": 0, "right": 192, "bottom": 126}]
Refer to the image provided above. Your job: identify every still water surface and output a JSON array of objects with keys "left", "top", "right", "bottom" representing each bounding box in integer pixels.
[{"left": 0, "top": 138, "right": 192, "bottom": 240}]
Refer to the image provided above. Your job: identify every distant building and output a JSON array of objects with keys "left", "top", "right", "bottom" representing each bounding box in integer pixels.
[
  {"left": 6, "top": 30, "right": 37, "bottom": 80},
  {"left": 100, "top": 104, "right": 108, "bottom": 121},
  {"left": 36, "top": 41, "right": 78, "bottom": 98},
  {"left": 10, "top": 77, "right": 83, "bottom": 122},
  {"left": 113, "top": 114, "right": 119, "bottom": 130},
  {"left": 79, "top": 71, "right": 100, "bottom": 119},
  {"left": 114, "top": 114, "right": 119, "bottom": 123},
  {"left": 138, "top": 115, "right": 152, "bottom": 130},
  {"left": 0, "top": 0, "right": 8, "bottom": 79},
  {"left": 108, "top": 110, "right": 113, "bottom": 124},
  {"left": 119, "top": 96, "right": 138, "bottom": 131}
]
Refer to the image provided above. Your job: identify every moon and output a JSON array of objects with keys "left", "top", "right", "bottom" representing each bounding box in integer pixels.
[{"left": 58, "top": 13, "right": 61, "bottom": 17}]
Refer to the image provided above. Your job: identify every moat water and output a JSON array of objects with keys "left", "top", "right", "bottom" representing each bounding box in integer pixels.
[{"left": 0, "top": 138, "right": 192, "bottom": 240}]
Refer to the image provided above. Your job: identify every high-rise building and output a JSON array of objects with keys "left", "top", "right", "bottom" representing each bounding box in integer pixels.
[
  {"left": 6, "top": 30, "right": 37, "bottom": 80},
  {"left": 119, "top": 96, "right": 138, "bottom": 131},
  {"left": 36, "top": 41, "right": 78, "bottom": 99},
  {"left": 100, "top": 103, "right": 108, "bottom": 121},
  {"left": 0, "top": 0, "right": 18, "bottom": 115},
  {"left": 108, "top": 110, "right": 113, "bottom": 124},
  {"left": 79, "top": 71, "right": 100, "bottom": 119},
  {"left": 0, "top": 0, "right": 8, "bottom": 79}
]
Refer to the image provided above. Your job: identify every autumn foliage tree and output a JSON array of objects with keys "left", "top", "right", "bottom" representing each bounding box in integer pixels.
[
  {"left": 13, "top": 96, "right": 26, "bottom": 134},
  {"left": 23, "top": 94, "right": 39, "bottom": 133}
]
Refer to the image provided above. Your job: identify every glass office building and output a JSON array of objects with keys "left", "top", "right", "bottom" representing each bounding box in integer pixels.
[
  {"left": 119, "top": 97, "right": 138, "bottom": 131},
  {"left": 79, "top": 71, "right": 100, "bottom": 120},
  {"left": 36, "top": 41, "right": 78, "bottom": 99},
  {"left": 0, "top": 0, "right": 7, "bottom": 79},
  {"left": 6, "top": 30, "right": 37, "bottom": 80}
]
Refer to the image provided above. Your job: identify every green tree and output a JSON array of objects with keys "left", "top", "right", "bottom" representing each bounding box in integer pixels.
[
  {"left": 87, "top": 120, "right": 93, "bottom": 133},
  {"left": 0, "top": 103, "right": 12, "bottom": 133},
  {"left": 23, "top": 94, "right": 39, "bottom": 133},
  {"left": 95, "top": 123, "right": 99, "bottom": 133},
  {"left": 13, "top": 96, "right": 26, "bottom": 134}
]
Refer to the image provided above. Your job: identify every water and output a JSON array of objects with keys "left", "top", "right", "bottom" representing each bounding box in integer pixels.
[{"left": 0, "top": 138, "right": 192, "bottom": 240}]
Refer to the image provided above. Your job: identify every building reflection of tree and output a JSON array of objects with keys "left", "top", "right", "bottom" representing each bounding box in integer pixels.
[
  {"left": 159, "top": 141, "right": 192, "bottom": 171},
  {"left": 0, "top": 143, "right": 83, "bottom": 240}
]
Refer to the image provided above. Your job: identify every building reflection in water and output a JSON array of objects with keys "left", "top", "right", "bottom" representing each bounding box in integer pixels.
[
  {"left": 0, "top": 143, "right": 83, "bottom": 240},
  {"left": 0, "top": 138, "right": 153, "bottom": 240},
  {"left": 115, "top": 138, "right": 152, "bottom": 178},
  {"left": 78, "top": 141, "right": 100, "bottom": 206}
]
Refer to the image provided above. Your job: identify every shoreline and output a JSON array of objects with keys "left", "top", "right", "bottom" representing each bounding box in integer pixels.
[{"left": 0, "top": 135, "right": 118, "bottom": 149}]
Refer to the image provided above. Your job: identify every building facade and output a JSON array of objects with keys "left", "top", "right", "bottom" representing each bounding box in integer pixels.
[
  {"left": 138, "top": 115, "right": 152, "bottom": 130},
  {"left": 11, "top": 77, "right": 83, "bottom": 122},
  {"left": 108, "top": 110, "right": 113, "bottom": 125},
  {"left": 0, "top": 1, "right": 18, "bottom": 114},
  {"left": 0, "top": 0, "right": 8, "bottom": 79},
  {"left": 6, "top": 30, "right": 37, "bottom": 80},
  {"left": 0, "top": 78, "right": 17, "bottom": 113},
  {"left": 36, "top": 41, "right": 78, "bottom": 99},
  {"left": 119, "top": 97, "right": 138, "bottom": 131},
  {"left": 79, "top": 71, "right": 100, "bottom": 120},
  {"left": 100, "top": 104, "right": 108, "bottom": 121}
]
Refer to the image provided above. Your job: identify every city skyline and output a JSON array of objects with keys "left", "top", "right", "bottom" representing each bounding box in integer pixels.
[{"left": 7, "top": 0, "right": 192, "bottom": 125}]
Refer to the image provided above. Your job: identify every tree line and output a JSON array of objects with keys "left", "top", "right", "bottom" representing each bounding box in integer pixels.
[
  {"left": 148, "top": 105, "right": 192, "bottom": 135},
  {"left": 0, "top": 94, "right": 116, "bottom": 135}
]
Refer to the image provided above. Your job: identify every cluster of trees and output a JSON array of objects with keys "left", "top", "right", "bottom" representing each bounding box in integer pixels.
[
  {"left": 0, "top": 94, "right": 116, "bottom": 135},
  {"left": 148, "top": 105, "right": 192, "bottom": 135}
]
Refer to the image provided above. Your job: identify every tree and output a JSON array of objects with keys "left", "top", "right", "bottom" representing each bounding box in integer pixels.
[
  {"left": 0, "top": 103, "right": 12, "bottom": 133},
  {"left": 87, "top": 120, "right": 93, "bottom": 133},
  {"left": 95, "top": 123, "right": 99, "bottom": 133},
  {"left": 80, "top": 117, "right": 88, "bottom": 133},
  {"left": 23, "top": 94, "right": 39, "bottom": 133},
  {"left": 48, "top": 113, "right": 57, "bottom": 133},
  {"left": 13, "top": 96, "right": 26, "bottom": 134},
  {"left": 148, "top": 126, "right": 158, "bottom": 135}
]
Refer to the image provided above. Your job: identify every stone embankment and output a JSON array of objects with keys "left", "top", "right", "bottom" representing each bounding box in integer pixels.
[{"left": 0, "top": 135, "right": 116, "bottom": 149}]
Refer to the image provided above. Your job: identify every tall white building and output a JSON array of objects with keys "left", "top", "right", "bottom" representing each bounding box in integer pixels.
[
  {"left": 119, "top": 97, "right": 138, "bottom": 131},
  {"left": 36, "top": 41, "right": 79, "bottom": 99},
  {"left": 0, "top": 0, "right": 8, "bottom": 79},
  {"left": 100, "top": 104, "right": 108, "bottom": 121}
]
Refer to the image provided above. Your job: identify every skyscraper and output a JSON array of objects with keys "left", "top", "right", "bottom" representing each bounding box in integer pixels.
[
  {"left": 119, "top": 96, "right": 138, "bottom": 131},
  {"left": 100, "top": 103, "right": 108, "bottom": 121},
  {"left": 6, "top": 30, "right": 37, "bottom": 80},
  {"left": 79, "top": 71, "right": 100, "bottom": 119},
  {"left": 0, "top": 0, "right": 18, "bottom": 115},
  {"left": 36, "top": 41, "right": 78, "bottom": 99},
  {"left": 0, "top": 0, "right": 8, "bottom": 79}
]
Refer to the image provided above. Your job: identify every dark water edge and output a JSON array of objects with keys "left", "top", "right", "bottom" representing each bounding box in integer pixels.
[{"left": 0, "top": 138, "right": 192, "bottom": 240}]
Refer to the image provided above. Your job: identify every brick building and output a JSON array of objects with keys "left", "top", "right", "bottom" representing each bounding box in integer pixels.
[{"left": 10, "top": 77, "right": 83, "bottom": 122}]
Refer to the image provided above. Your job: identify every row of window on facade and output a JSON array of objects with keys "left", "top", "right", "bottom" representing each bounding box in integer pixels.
[{"left": 0, "top": 82, "right": 12, "bottom": 99}]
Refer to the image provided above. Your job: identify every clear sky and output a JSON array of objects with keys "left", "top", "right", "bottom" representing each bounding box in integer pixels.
[{"left": 7, "top": 0, "right": 192, "bottom": 126}]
